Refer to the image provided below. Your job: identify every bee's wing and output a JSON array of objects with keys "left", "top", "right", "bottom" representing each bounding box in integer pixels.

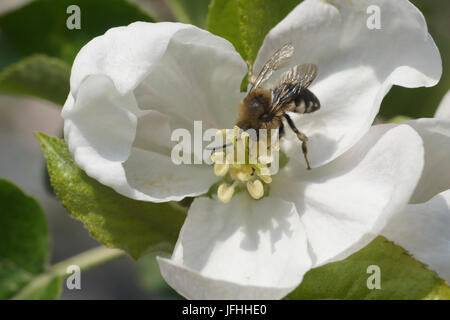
[
  {"left": 271, "top": 64, "right": 320, "bottom": 114},
  {"left": 250, "top": 43, "right": 294, "bottom": 91},
  {"left": 280, "top": 63, "right": 318, "bottom": 88}
]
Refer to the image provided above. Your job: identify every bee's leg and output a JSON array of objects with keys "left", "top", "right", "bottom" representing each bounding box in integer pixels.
[
  {"left": 246, "top": 60, "right": 257, "bottom": 85},
  {"left": 284, "top": 114, "right": 311, "bottom": 170},
  {"left": 277, "top": 122, "right": 285, "bottom": 147}
]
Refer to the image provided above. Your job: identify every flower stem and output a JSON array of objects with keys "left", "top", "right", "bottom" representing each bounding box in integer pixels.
[
  {"left": 12, "top": 246, "right": 126, "bottom": 299},
  {"left": 50, "top": 246, "right": 126, "bottom": 276}
]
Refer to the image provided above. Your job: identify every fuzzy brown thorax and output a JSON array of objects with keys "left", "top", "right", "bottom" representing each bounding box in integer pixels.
[{"left": 236, "top": 88, "right": 281, "bottom": 132}]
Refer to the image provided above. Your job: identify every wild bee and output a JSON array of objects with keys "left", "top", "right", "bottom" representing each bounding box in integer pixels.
[
  {"left": 235, "top": 43, "right": 321, "bottom": 170},
  {"left": 211, "top": 43, "right": 320, "bottom": 170}
]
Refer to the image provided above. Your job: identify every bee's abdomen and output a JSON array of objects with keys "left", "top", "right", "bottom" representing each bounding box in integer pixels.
[{"left": 294, "top": 88, "right": 321, "bottom": 114}]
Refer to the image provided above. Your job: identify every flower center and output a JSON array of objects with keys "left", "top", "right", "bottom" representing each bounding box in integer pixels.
[{"left": 210, "top": 126, "right": 279, "bottom": 204}]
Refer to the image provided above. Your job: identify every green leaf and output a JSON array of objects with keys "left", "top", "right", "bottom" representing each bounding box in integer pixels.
[
  {"left": 0, "top": 178, "right": 60, "bottom": 299},
  {"left": 207, "top": 0, "right": 246, "bottom": 60},
  {"left": 0, "top": 55, "right": 70, "bottom": 105},
  {"left": 424, "top": 283, "right": 450, "bottom": 300},
  {"left": 287, "top": 236, "right": 449, "bottom": 300},
  {"left": 35, "top": 133, "right": 186, "bottom": 259},
  {"left": 207, "top": 0, "right": 301, "bottom": 63},
  {"left": 0, "top": 0, "right": 155, "bottom": 68},
  {"left": 166, "top": 0, "right": 211, "bottom": 28}
]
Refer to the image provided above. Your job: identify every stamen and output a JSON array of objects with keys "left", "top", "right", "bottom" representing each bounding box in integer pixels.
[
  {"left": 217, "top": 183, "right": 235, "bottom": 204},
  {"left": 230, "top": 165, "right": 252, "bottom": 182},
  {"left": 211, "top": 126, "right": 277, "bottom": 203},
  {"left": 214, "top": 163, "right": 229, "bottom": 176},
  {"left": 216, "top": 129, "right": 227, "bottom": 137},
  {"left": 258, "top": 174, "right": 272, "bottom": 184},
  {"left": 211, "top": 151, "right": 225, "bottom": 164},
  {"left": 247, "top": 180, "right": 264, "bottom": 200},
  {"left": 258, "top": 155, "right": 273, "bottom": 165}
]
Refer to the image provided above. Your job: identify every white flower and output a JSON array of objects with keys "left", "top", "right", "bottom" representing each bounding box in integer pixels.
[
  {"left": 381, "top": 118, "right": 450, "bottom": 283},
  {"left": 61, "top": 0, "right": 442, "bottom": 299},
  {"left": 159, "top": 124, "right": 427, "bottom": 299},
  {"left": 435, "top": 90, "right": 450, "bottom": 119}
]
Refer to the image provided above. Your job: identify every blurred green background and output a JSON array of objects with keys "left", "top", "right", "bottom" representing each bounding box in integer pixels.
[{"left": 0, "top": 0, "right": 448, "bottom": 299}]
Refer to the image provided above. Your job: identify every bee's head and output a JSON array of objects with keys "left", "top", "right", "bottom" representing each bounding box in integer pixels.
[
  {"left": 236, "top": 89, "right": 272, "bottom": 131},
  {"left": 244, "top": 89, "right": 271, "bottom": 116}
]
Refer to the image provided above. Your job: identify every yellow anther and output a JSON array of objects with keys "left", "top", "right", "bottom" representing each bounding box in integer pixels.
[
  {"left": 212, "top": 126, "right": 281, "bottom": 203},
  {"left": 256, "top": 163, "right": 271, "bottom": 177},
  {"left": 231, "top": 165, "right": 253, "bottom": 182},
  {"left": 236, "top": 170, "right": 252, "bottom": 182},
  {"left": 216, "top": 129, "right": 227, "bottom": 136},
  {"left": 218, "top": 183, "right": 235, "bottom": 204},
  {"left": 258, "top": 154, "right": 273, "bottom": 165},
  {"left": 258, "top": 175, "right": 272, "bottom": 184},
  {"left": 211, "top": 151, "right": 225, "bottom": 164},
  {"left": 240, "top": 130, "right": 249, "bottom": 140},
  {"left": 247, "top": 180, "right": 264, "bottom": 200},
  {"left": 214, "top": 163, "right": 229, "bottom": 176}
]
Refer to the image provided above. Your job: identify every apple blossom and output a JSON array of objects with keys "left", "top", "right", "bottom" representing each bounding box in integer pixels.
[
  {"left": 61, "top": 0, "right": 442, "bottom": 299},
  {"left": 381, "top": 117, "right": 450, "bottom": 283},
  {"left": 435, "top": 90, "right": 450, "bottom": 119}
]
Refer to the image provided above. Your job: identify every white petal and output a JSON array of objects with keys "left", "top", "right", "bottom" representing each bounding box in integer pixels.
[
  {"left": 435, "top": 90, "right": 450, "bottom": 119},
  {"left": 256, "top": 0, "right": 441, "bottom": 168},
  {"left": 404, "top": 119, "right": 450, "bottom": 203},
  {"left": 63, "top": 75, "right": 137, "bottom": 164},
  {"left": 70, "top": 22, "right": 186, "bottom": 96},
  {"left": 133, "top": 27, "right": 247, "bottom": 130},
  {"left": 382, "top": 190, "right": 450, "bottom": 282},
  {"left": 271, "top": 124, "right": 424, "bottom": 266},
  {"left": 63, "top": 75, "right": 216, "bottom": 202},
  {"left": 63, "top": 22, "right": 247, "bottom": 201},
  {"left": 122, "top": 148, "right": 218, "bottom": 201},
  {"left": 70, "top": 21, "right": 246, "bottom": 129},
  {"left": 63, "top": 75, "right": 140, "bottom": 196},
  {"left": 158, "top": 195, "right": 311, "bottom": 299}
]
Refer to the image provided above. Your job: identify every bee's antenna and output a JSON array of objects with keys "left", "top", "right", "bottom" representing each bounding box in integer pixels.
[{"left": 206, "top": 128, "right": 245, "bottom": 152}]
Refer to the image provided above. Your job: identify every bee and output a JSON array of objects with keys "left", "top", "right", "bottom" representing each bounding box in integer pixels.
[{"left": 236, "top": 43, "right": 320, "bottom": 170}]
